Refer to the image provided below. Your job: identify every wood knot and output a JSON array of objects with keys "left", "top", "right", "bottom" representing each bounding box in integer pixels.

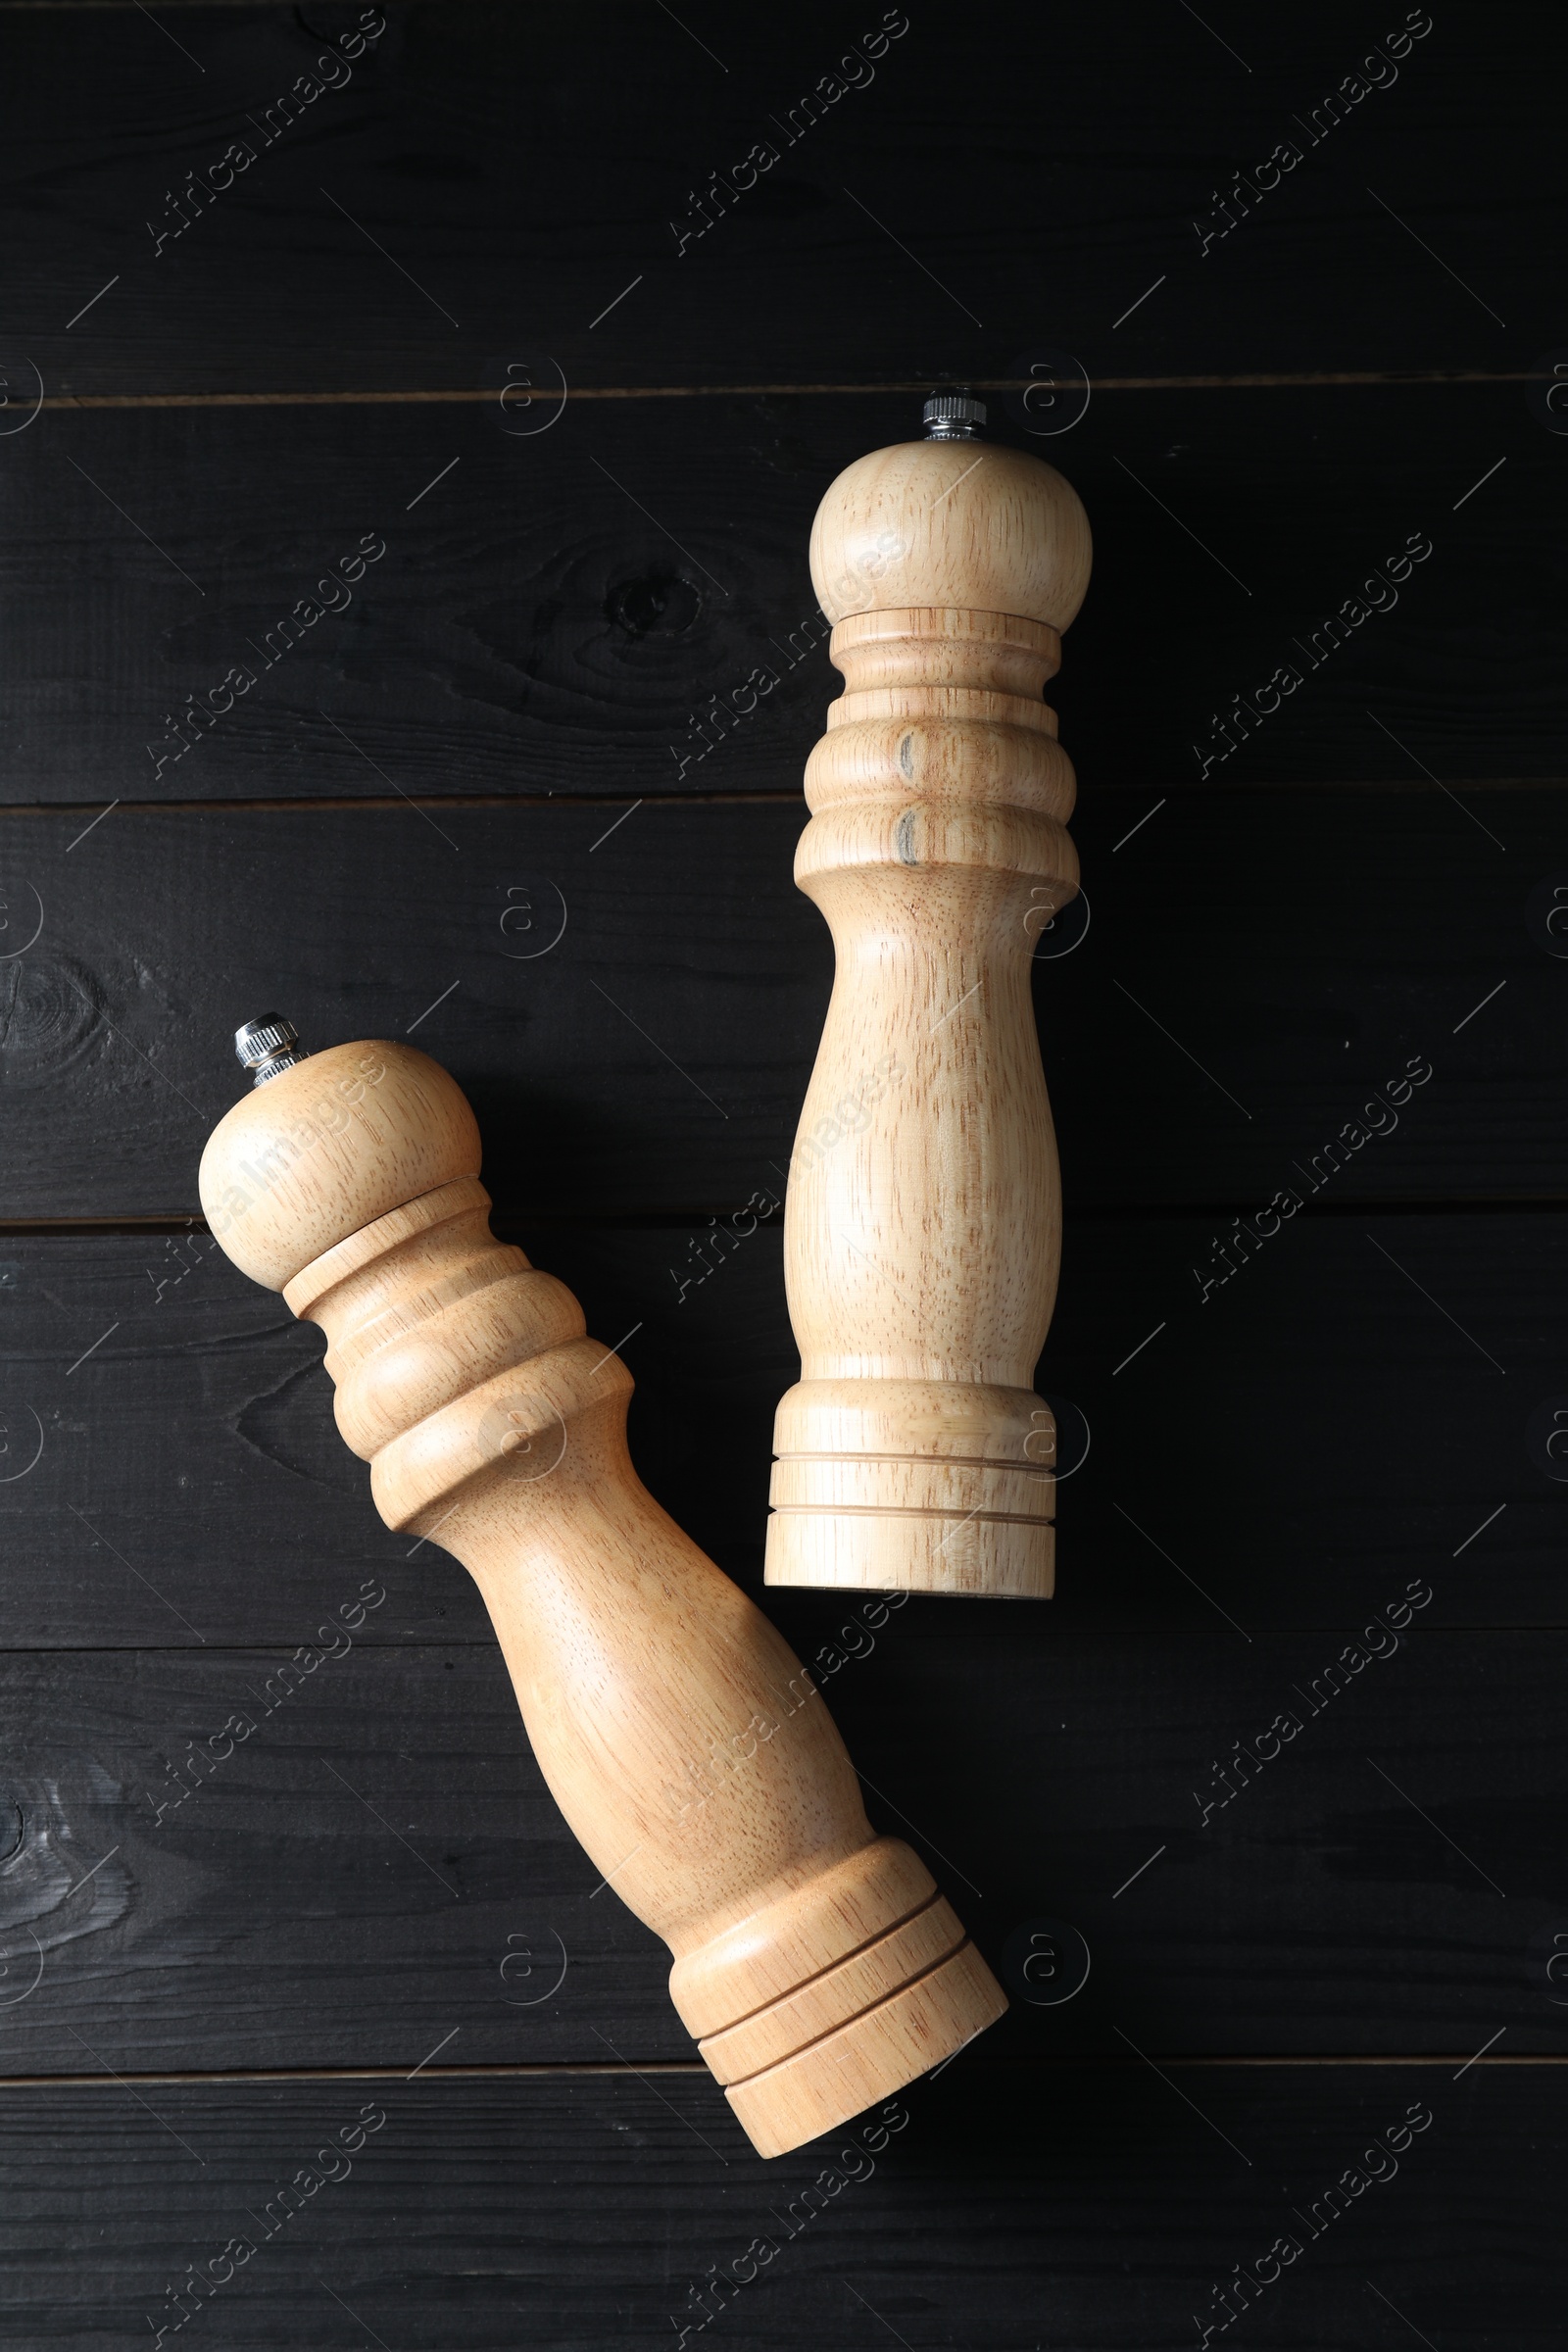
[
  {"left": 0, "top": 953, "right": 104, "bottom": 1088},
  {"left": 0, "top": 1761, "right": 132, "bottom": 2000},
  {"left": 604, "top": 569, "right": 704, "bottom": 639}
]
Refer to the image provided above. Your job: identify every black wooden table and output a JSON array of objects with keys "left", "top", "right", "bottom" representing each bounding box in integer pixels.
[{"left": 2, "top": 4, "right": 1564, "bottom": 2344}]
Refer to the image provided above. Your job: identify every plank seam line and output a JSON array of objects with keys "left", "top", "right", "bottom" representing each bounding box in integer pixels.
[
  {"left": 2, "top": 1623, "right": 1565, "bottom": 1661},
  {"left": 8, "top": 1198, "right": 1568, "bottom": 1239},
  {"left": 34, "top": 371, "right": 1544, "bottom": 408},
  {"left": 0, "top": 792, "right": 808, "bottom": 819},
  {"left": 0, "top": 2053, "right": 1550, "bottom": 2090},
  {"left": 1, "top": 781, "right": 1563, "bottom": 822}
]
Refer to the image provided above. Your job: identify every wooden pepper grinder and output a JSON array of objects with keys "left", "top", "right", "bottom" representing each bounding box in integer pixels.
[
  {"left": 766, "top": 392, "right": 1092, "bottom": 1601},
  {"left": 199, "top": 1021, "right": 1004, "bottom": 2159}
]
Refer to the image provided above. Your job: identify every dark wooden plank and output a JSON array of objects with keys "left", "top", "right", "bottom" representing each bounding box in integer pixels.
[
  {"left": 4, "top": 3, "right": 1560, "bottom": 393},
  {"left": 3, "top": 381, "right": 1560, "bottom": 802},
  {"left": 1, "top": 2, "right": 1559, "bottom": 2328},
  {"left": 0, "top": 795, "right": 1561, "bottom": 1218},
  {"left": 0, "top": 2064, "right": 1558, "bottom": 2347},
  {"left": 1, "top": 1619, "right": 1565, "bottom": 2068},
  {"left": 0, "top": 1211, "right": 1559, "bottom": 1645}
]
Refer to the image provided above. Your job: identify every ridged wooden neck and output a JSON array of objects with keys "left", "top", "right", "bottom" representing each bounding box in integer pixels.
[
  {"left": 282, "top": 1175, "right": 608, "bottom": 1532},
  {"left": 826, "top": 605, "right": 1060, "bottom": 734},
  {"left": 800, "top": 605, "right": 1079, "bottom": 889},
  {"left": 287, "top": 1178, "right": 515, "bottom": 1382}
]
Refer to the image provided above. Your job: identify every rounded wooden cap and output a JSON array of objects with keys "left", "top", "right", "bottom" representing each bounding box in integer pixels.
[
  {"left": 808, "top": 438, "right": 1092, "bottom": 629},
  {"left": 198, "top": 1039, "right": 481, "bottom": 1291}
]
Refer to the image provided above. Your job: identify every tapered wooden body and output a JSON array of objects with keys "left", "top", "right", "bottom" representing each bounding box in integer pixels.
[
  {"left": 198, "top": 1042, "right": 1004, "bottom": 2157},
  {"left": 767, "top": 439, "right": 1092, "bottom": 1598}
]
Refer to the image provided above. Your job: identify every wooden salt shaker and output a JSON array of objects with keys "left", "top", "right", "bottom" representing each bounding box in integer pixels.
[
  {"left": 767, "top": 393, "right": 1092, "bottom": 1600},
  {"left": 199, "top": 1022, "right": 1004, "bottom": 2158}
]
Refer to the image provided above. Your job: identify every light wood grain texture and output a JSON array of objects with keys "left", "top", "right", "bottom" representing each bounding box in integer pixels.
[
  {"left": 197, "top": 1040, "right": 1004, "bottom": 2157},
  {"left": 768, "top": 438, "right": 1092, "bottom": 1598}
]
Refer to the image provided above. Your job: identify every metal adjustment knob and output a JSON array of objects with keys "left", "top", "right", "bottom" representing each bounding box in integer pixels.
[
  {"left": 921, "top": 389, "right": 987, "bottom": 440},
  {"left": 233, "top": 1015, "right": 308, "bottom": 1087}
]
